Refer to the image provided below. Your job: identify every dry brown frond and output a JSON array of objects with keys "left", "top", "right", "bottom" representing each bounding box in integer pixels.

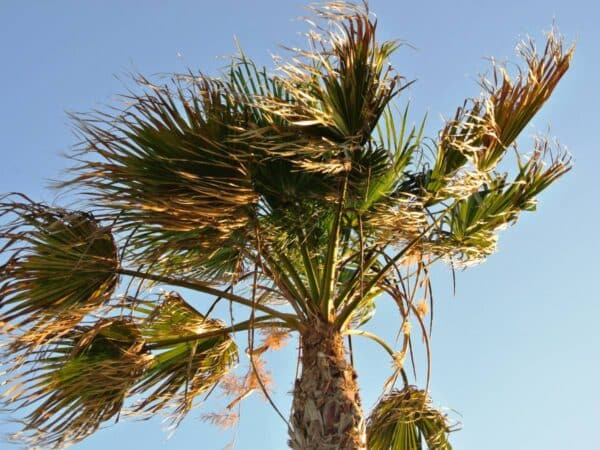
[
  {"left": 416, "top": 299, "right": 429, "bottom": 318},
  {"left": 259, "top": 327, "right": 291, "bottom": 351},
  {"left": 367, "top": 196, "right": 429, "bottom": 247},
  {"left": 201, "top": 411, "right": 240, "bottom": 430},
  {"left": 222, "top": 355, "right": 273, "bottom": 411}
]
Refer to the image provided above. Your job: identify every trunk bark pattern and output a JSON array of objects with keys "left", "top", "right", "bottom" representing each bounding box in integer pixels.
[{"left": 289, "top": 323, "right": 366, "bottom": 450}]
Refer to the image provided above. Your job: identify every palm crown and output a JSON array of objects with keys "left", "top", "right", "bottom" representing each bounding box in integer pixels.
[{"left": 0, "top": 2, "right": 573, "bottom": 449}]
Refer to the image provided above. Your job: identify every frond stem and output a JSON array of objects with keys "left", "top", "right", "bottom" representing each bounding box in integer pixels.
[
  {"left": 296, "top": 227, "right": 321, "bottom": 302},
  {"left": 320, "top": 174, "right": 349, "bottom": 321},
  {"left": 144, "top": 317, "right": 290, "bottom": 350},
  {"left": 334, "top": 200, "right": 459, "bottom": 330},
  {"left": 343, "top": 329, "right": 395, "bottom": 357},
  {"left": 117, "top": 268, "right": 299, "bottom": 327}
]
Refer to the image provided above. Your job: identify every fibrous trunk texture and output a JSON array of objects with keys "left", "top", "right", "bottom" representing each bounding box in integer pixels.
[{"left": 288, "top": 323, "right": 366, "bottom": 450}]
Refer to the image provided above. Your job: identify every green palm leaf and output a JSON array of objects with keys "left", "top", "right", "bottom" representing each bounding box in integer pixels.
[
  {"left": 132, "top": 293, "right": 238, "bottom": 422},
  {"left": 367, "top": 387, "right": 454, "bottom": 450},
  {"left": 4, "top": 319, "right": 150, "bottom": 449},
  {"left": 65, "top": 75, "right": 258, "bottom": 276},
  {"left": 436, "top": 140, "right": 571, "bottom": 265},
  {"left": 0, "top": 200, "right": 118, "bottom": 327},
  {"left": 264, "top": 2, "right": 410, "bottom": 144},
  {"left": 425, "top": 30, "right": 573, "bottom": 201}
]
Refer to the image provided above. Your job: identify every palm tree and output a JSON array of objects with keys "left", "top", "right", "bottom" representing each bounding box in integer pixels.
[{"left": 0, "top": 2, "right": 573, "bottom": 449}]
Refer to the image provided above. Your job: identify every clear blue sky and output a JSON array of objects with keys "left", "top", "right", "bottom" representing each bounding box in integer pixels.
[{"left": 0, "top": 1, "right": 598, "bottom": 449}]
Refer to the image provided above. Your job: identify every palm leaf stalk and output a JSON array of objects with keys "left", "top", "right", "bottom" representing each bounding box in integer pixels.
[{"left": 0, "top": 2, "right": 573, "bottom": 449}]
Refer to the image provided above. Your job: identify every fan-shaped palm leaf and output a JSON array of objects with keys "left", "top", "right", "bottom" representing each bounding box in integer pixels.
[
  {"left": 367, "top": 387, "right": 454, "bottom": 450},
  {"left": 4, "top": 319, "right": 150, "bottom": 449},
  {"left": 0, "top": 200, "right": 118, "bottom": 327},
  {"left": 131, "top": 293, "right": 238, "bottom": 423},
  {"left": 264, "top": 2, "right": 410, "bottom": 144},
  {"left": 66, "top": 76, "right": 257, "bottom": 259},
  {"left": 436, "top": 139, "right": 571, "bottom": 265}
]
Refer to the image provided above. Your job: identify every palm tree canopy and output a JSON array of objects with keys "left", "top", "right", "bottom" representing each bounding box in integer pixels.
[{"left": 0, "top": 2, "right": 573, "bottom": 449}]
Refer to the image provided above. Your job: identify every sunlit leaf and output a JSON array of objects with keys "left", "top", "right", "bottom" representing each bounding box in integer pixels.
[
  {"left": 132, "top": 293, "right": 238, "bottom": 423},
  {"left": 3, "top": 319, "right": 150, "bottom": 449},
  {"left": 367, "top": 386, "right": 454, "bottom": 450},
  {"left": 0, "top": 200, "right": 118, "bottom": 327}
]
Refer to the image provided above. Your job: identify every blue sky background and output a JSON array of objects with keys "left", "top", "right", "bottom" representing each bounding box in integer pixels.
[{"left": 0, "top": 1, "right": 598, "bottom": 449}]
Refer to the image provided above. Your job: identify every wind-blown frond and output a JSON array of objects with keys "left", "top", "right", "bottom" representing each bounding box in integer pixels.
[
  {"left": 435, "top": 139, "right": 571, "bottom": 265},
  {"left": 64, "top": 75, "right": 258, "bottom": 276},
  {"left": 426, "top": 30, "right": 574, "bottom": 200},
  {"left": 259, "top": 1, "right": 410, "bottom": 145},
  {"left": 4, "top": 319, "right": 150, "bottom": 449},
  {"left": 132, "top": 293, "right": 238, "bottom": 423},
  {"left": 0, "top": 200, "right": 118, "bottom": 328},
  {"left": 367, "top": 387, "right": 454, "bottom": 450}
]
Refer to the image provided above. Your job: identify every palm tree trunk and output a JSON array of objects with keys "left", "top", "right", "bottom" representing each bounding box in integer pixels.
[{"left": 288, "top": 322, "right": 366, "bottom": 450}]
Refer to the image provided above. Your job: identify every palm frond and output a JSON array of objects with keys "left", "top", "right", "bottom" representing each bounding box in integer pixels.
[
  {"left": 426, "top": 30, "right": 573, "bottom": 200},
  {"left": 357, "top": 106, "right": 424, "bottom": 212},
  {"left": 367, "top": 386, "right": 455, "bottom": 450},
  {"left": 365, "top": 196, "right": 429, "bottom": 249},
  {"left": 131, "top": 293, "right": 238, "bottom": 423},
  {"left": 475, "top": 30, "right": 574, "bottom": 171},
  {"left": 64, "top": 75, "right": 257, "bottom": 274},
  {"left": 259, "top": 1, "right": 410, "bottom": 145},
  {"left": 128, "top": 227, "right": 247, "bottom": 282},
  {"left": 435, "top": 138, "right": 571, "bottom": 265},
  {"left": 0, "top": 200, "right": 118, "bottom": 328},
  {"left": 4, "top": 319, "right": 150, "bottom": 449}
]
